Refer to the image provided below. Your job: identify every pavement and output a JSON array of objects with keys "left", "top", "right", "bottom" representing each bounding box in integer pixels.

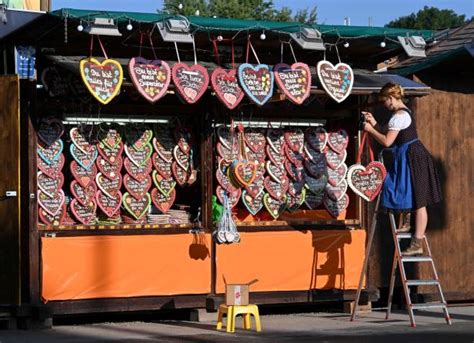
[{"left": 0, "top": 305, "right": 473, "bottom": 342}]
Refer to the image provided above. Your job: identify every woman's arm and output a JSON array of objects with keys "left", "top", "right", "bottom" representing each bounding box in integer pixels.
[{"left": 363, "top": 123, "right": 399, "bottom": 147}]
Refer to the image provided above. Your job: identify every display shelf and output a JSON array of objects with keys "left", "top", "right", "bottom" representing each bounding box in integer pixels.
[{"left": 235, "top": 219, "right": 361, "bottom": 231}]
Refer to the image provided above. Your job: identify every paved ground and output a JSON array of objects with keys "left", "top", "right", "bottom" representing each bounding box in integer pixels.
[{"left": 1, "top": 305, "right": 473, "bottom": 342}]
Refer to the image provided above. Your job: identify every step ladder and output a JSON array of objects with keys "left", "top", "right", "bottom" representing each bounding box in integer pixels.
[{"left": 351, "top": 178, "right": 451, "bottom": 327}]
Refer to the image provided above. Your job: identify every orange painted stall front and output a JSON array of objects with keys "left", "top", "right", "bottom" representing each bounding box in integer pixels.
[{"left": 41, "top": 234, "right": 211, "bottom": 301}]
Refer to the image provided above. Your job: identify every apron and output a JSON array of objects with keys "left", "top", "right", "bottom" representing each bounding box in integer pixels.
[{"left": 381, "top": 139, "right": 418, "bottom": 210}]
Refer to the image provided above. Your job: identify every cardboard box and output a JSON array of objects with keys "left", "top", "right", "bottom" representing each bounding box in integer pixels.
[{"left": 225, "top": 284, "right": 249, "bottom": 306}]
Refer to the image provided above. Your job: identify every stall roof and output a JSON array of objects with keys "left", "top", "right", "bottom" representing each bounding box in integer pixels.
[
  {"left": 0, "top": 8, "right": 44, "bottom": 40},
  {"left": 46, "top": 55, "right": 430, "bottom": 96},
  {"left": 50, "top": 8, "right": 433, "bottom": 40}
]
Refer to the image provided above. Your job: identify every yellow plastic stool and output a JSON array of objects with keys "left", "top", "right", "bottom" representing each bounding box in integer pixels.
[
  {"left": 216, "top": 304, "right": 262, "bottom": 333},
  {"left": 216, "top": 304, "right": 234, "bottom": 333}
]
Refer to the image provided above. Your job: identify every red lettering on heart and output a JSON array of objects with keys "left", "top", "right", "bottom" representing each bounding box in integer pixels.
[
  {"left": 347, "top": 162, "right": 386, "bottom": 201},
  {"left": 172, "top": 63, "right": 209, "bottom": 104}
]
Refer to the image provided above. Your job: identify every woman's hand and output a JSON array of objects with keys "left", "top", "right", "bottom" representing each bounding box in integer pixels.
[
  {"left": 362, "top": 111, "right": 377, "bottom": 126},
  {"left": 363, "top": 122, "right": 374, "bottom": 133}
]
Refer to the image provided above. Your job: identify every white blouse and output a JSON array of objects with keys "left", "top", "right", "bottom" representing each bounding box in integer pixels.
[{"left": 388, "top": 110, "right": 412, "bottom": 131}]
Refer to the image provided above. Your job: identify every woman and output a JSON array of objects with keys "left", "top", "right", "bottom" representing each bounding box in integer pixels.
[{"left": 362, "top": 82, "right": 442, "bottom": 256}]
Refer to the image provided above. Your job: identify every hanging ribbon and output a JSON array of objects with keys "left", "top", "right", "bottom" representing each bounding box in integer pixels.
[
  {"left": 89, "top": 35, "right": 109, "bottom": 59},
  {"left": 245, "top": 36, "right": 260, "bottom": 64},
  {"left": 356, "top": 131, "right": 375, "bottom": 163}
]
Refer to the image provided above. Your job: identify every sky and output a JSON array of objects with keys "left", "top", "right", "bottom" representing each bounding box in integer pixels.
[{"left": 52, "top": 0, "right": 473, "bottom": 27}]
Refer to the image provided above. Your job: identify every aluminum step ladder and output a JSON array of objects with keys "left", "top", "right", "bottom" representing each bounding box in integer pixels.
[{"left": 350, "top": 150, "right": 451, "bottom": 327}]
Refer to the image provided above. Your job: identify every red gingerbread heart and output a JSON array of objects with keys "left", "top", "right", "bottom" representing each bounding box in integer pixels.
[
  {"left": 70, "top": 198, "right": 97, "bottom": 225},
  {"left": 211, "top": 68, "right": 244, "bottom": 110},
  {"left": 347, "top": 161, "right": 386, "bottom": 201},
  {"left": 96, "top": 190, "right": 122, "bottom": 218},
  {"left": 70, "top": 180, "right": 97, "bottom": 206},
  {"left": 274, "top": 63, "right": 311, "bottom": 105},
  {"left": 328, "top": 129, "right": 349, "bottom": 154},
  {"left": 124, "top": 174, "right": 152, "bottom": 200},
  {"left": 96, "top": 155, "right": 123, "bottom": 180},
  {"left": 172, "top": 63, "right": 209, "bottom": 104},
  {"left": 151, "top": 188, "right": 176, "bottom": 214},
  {"left": 216, "top": 186, "right": 241, "bottom": 208},
  {"left": 37, "top": 154, "right": 65, "bottom": 178},
  {"left": 129, "top": 57, "right": 171, "bottom": 103},
  {"left": 70, "top": 161, "right": 97, "bottom": 187}
]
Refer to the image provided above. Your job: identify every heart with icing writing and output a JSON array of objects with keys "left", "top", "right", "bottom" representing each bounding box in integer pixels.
[
  {"left": 151, "top": 188, "right": 176, "bottom": 214},
  {"left": 317, "top": 60, "right": 353, "bottom": 103},
  {"left": 284, "top": 145, "right": 304, "bottom": 167},
  {"left": 288, "top": 179, "right": 305, "bottom": 197},
  {"left": 216, "top": 169, "right": 238, "bottom": 193},
  {"left": 326, "top": 148, "right": 347, "bottom": 170},
  {"left": 217, "top": 126, "right": 232, "bottom": 150},
  {"left": 70, "top": 127, "right": 96, "bottom": 154},
  {"left": 70, "top": 180, "right": 97, "bottom": 206},
  {"left": 246, "top": 149, "right": 266, "bottom": 168},
  {"left": 38, "top": 204, "right": 66, "bottom": 226},
  {"left": 70, "top": 198, "right": 97, "bottom": 225},
  {"left": 37, "top": 154, "right": 65, "bottom": 178},
  {"left": 96, "top": 155, "right": 123, "bottom": 180},
  {"left": 96, "top": 172, "right": 122, "bottom": 198},
  {"left": 173, "top": 127, "right": 193, "bottom": 155},
  {"left": 304, "top": 157, "right": 327, "bottom": 178},
  {"left": 284, "top": 128, "right": 305, "bottom": 153},
  {"left": 37, "top": 118, "right": 64, "bottom": 146},
  {"left": 266, "top": 128, "right": 285, "bottom": 153},
  {"left": 323, "top": 193, "right": 349, "bottom": 218},
  {"left": 37, "top": 139, "right": 63, "bottom": 165},
  {"left": 266, "top": 160, "right": 287, "bottom": 183},
  {"left": 232, "top": 161, "right": 257, "bottom": 187},
  {"left": 79, "top": 57, "right": 123, "bottom": 105},
  {"left": 328, "top": 129, "right": 349, "bottom": 154},
  {"left": 129, "top": 57, "right": 171, "bottom": 103},
  {"left": 325, "top": 179, "right": 348, "bottom": 202},
  {"left": 216, "top": 186, "right": 241, "bottom": 208},
  {"left": 152, "top": 152, "right": 172, "bottom": 180},
  {"left": 98, "top": 126, "right": 122, "bottom": 150},
  {"left": 287, "top": 189, "right": 307, "bottom": 212},
  {"left": 305, "top": 127, "right": 328, "bottom": 152},
  {"left": 274, "top": 62, "right": 311, "bottom": 105},
  {"left": 96, "top": 190, "right": 122, "bottom": 217},
  {"left": 124, "top": 157, "right": 152, "bottom": 181},
  {"left": 304, "top": 143, "right": 325, "bottom": 163},
  {"left": 152, "top": 170, "right": 176, "bottom": 197},
  {"left": 238, "top": 63, "right": 274, "bottom": 106},
  {"left": 38, "top": 189, "right": 65, "bottom": 216},
  {"left": 264, "top": 175, "right": 289, "bottom": 200},
  {"left": 263, "top": 193, "right": 287, "bottom": 219},
  {"left": 97, "top": 141, "right": 123, "bottom": 165},
  {"left": 211, "top": 68, "right": 244, "bottom": 110},
  {"left": 347, "top": 162, "right": 386, "bottom": 202},
  {"left": 173, "top": 145, "right": 190, "bottom": 171},
  {"left": 152, "top": 136, "right": 174, "bottom": 164},
  {"left": 266, "top": 145, "right": 285, "bottom": 167},
  {"left": 70, "top": 144, "right": 98, "bottom": 171},
  {"left": 124, "top": 173, "right": 152, "bottom": 200},
  {"left": 305, "top": 191, "right": 324, "bottom": 210},
  {"left": 41, "top": 66, "right": 69, "bottom": 97},
  {"left": 305, "top": 173, "right": 328, "bottom": 194},
  {"left": 37, "top": 171, "right": 64, "bottom": 198},
  {"left": 70, "top": 161, "right": 97, "bottom": 187},
  {"left": 125, "top": 126, "right": 153, "bottom": 151},
  {"left": 285, "top": 160, "right": 303, "bottom": 181},
  {"left": 172, "top": 161, "right": 190, "bottom": 186},
  {"left": 124, "top": 143, "right": 153, "bottom": 168},
  {"left": 216, "top": 142, "right": 237, "bottom": 162},
  {"left": 242, "top": 190, "right": 264, "bottom": 215},
  {"left": 327, "top": 163, "right": 348, "bottom": 186},
  {"left": 245, "top": 176, "right": 265, "bottom": 199},
  {"left": 122, "top": 192, "right": 151, "bottom": 220},
  {"left": 244, "top": 129, "right": 266, "bottom": 153},
  {"left": 172, "top": 63, "right": 209, "bottom": 104}
]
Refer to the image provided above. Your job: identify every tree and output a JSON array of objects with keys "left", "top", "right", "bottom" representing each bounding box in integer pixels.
[
  {"left": 386, "top": 6, "right": 468, "bottom": 30},
  {"left": 161, "top": 0, "right": 317, "bottom": 23}
]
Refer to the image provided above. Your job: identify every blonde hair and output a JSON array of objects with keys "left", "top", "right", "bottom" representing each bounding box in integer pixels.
[{"left": 379, "top": 82, "right": 404, "bottom": 100}]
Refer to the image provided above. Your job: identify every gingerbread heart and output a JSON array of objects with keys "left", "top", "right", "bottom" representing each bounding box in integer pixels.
[
  {"left": 325, "top": 179, "right": 348, "bottom": 202},
  {"left": 264, "top": 175, "right": 289, "bottom": 200},
  {"left": 266, "top": 128, "right": 285, "bottom": 153},
  {"left": 288, "top": 179, "right": 305, "bottom": 197},
  {"left": 216, "top": 169, "right": 238, "bottom": 193},
  {"left": 244, "top": 129, "right": 266, "bottom": 153},
  {"left": 317, "top": 60, "right": 353, "bottom": 103},
  {"left": 305, "top": 174, "right": 328, "bottom": 194},
  {"left": 216, "top": 142, "right": 237, "bottom": 162},
  {"left": 285, "top": 160, "right": 303, "bottom": 181},
  {"left": 37, "top": 171, "right": 64, "bottom": 198},
  {"left": 124, "top": 157, "right": 153, "bottom": 181},
  {"left": 70, "top": 180, "right": 97, "bottom": 206},
  {"left": 96, "top": 172, "right": 122, "bottom": 198},
  {"left": 305, "top": 191, "right": 324, "bottom": 210},
  {"left": 70, "top": 127, "right": 96, "bottom": 154},
  {"left": 326, "top": 148, "right": 347, "bottom": 170},
  {"left": 327, "top": 129, "right": 349, "bottom": 154},
  {"left": 152, "top": 170, "right": 176, "bottom": 197},
  {"left": 323, "top": 193, "right": 349, "bottom": 218},
  {"left": 274, "top": 62, "right": 311, "bottom": 105},
  {"left": 124, "top": 174, "right": 152, "bottom": 200},
  {"left": 232, "top": 161, "right": 257, "bottom": 187},
  {"left": 173, "top": 127, "right": 193, "bottom": 155},
  {"left": 129, "top": 57, "right": 171, "bottom": 103},
  {"left": 238, "top": 63, "right": 274, "bottom": 106},
  {"left": 37, "top": 154, "right": 65, "bottom": 178},
  {"left": 172, "top": 63, "right": 209, "bottom": 104},
  {"left": 70, "top": 198, "right": 97, "bottom": 224},
  {"left": 97, "top": 141, "right": 123, "bottom": 165},
  {"left": 287, "top": 188, "right": 306, "bottom": 212},
  {"left": 305, "top": 127, "right": 328, "bottom": 152},
  {"left": 216, "top": 186, "right": 241, "bottom": 208},
  {"left": 96, "top": 155, "right": 123, "bottom": 180},
  {"left": 122, "top": 192, "right": 151, "bottom": 220},
  {"left": 266, "top": 160, "right": 287, "bottom": 183},
  {"left": 284, "top": 145, "right": 304, "bottom": 167},
  {"left": 38, "top": 203, "right": 66, "bottom": 226},
  {"left": 125, "top": 126, "right": 153, "bottom": 151},
  {"left": 211, "top": 68, "right": 244, "bottom": 109},
  {"left": 96, "top": 190, "right": 122, "bottom": 217},
  {"left": 98, "top": 126, "right": 122, "bottom": 150},
  {"left": 347, "top": 162, "right": 386, "bottom": 202},
  {"left": 242, "top": 190, "right": 264, "bottom": 215},
  {"left": 37, "top": 118, "right": 64, "bottom": 146},
  {"left": 124, "top": 143, "right": 152, "bottom": 168},
  {"left": 263, "top": 193, "right": 287, "bottom": 219},
  {"left": 79, "top": 57, "right": 123, "bottom": 105},
  {"left": 266, "top": 145, "right": 285, "bottom": 168},
  {"left": 304, "top": 157, "right": 327, "bottom": 178},
  {"left": 151, "top": 188, "right": 176, "bottom": 214},
  {"left": 244, "top": 176, "right": 265, "bottom": 199},
  {"left": 152, "top": 152, "right": 173, "bottom": 180},
  {"left": 152, "top": 136, "right": 174, "bottom": 164},
  {"left": 70, "top": 161, "right": 97, "bottom": 187},
  {"left": 327, "top": 163, "right": 348, "bottom": 186},
  {"left": 172, "top": 161, "right": 189, "bottom": 186},
  {"left": 304, "top": 143, "right": 325, "bottom": 163},
  {"left": 37, "top": 139, "right": 63, "bottom": 165},
  {"left": 173, "top": 145, "right": 190, "bottom": 171},
  {"left": 70, "top": 144, "right": 98, "bottom": 171},
  {"left": 246, "top": 150, "right": 266, "bottom": 170},
  {"left": 284, "top": 128, "right": 305, "bottom": 153},
  {"left": 38, "top": 189, "right": 65, "bottom": 216}
]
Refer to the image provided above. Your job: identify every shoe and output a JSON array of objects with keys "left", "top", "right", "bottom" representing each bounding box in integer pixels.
[
  {"left": 402, "top": 237, "right": 423, "bottom": 256},
  {"left": 397, "top": 213, "right": 411, "bottom": 233}
]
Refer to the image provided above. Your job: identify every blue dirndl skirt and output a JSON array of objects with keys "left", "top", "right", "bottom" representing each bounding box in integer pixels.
[{"left": 381, "top": 139, "right": 418, "bottom": 210}]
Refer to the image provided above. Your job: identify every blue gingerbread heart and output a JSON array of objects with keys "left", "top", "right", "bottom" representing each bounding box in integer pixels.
[
  {"left": 37, "top": 139, "right": 64, "bottom": 165},
  {"left": 70, "top": 144, "right": 98, "bottom": 171},
  {"left": 238, "top": 63, "right": 274, "bottom": 106}
]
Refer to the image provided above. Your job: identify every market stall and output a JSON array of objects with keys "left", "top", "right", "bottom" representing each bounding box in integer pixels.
[{"left": 0, "top": 8, "right": 431, "bottom": 320}]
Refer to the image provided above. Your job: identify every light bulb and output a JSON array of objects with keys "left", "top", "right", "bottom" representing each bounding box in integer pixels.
[
  {"left": 213, "top": 15, "right": 217, "bottom": 18},
  {"left": 195, "top": 10, "right": 200, "bottom": 16},
  {"left": 126, "top": 22, "right": 133, "bottom": 31},
  {"left": 217, "top": 35, "right": 223, "bottom": 42},
  {"left": 260, "top": 32, "right": 266, "bottom": 40},
  {"left": 380, "top": 41, "right": 386, "bottom": 48},
  {"left": 178, "top": 3, "right": 183, "bottom": 10},
  {"left": 343, "top": 41, "right": 349, "bottom": 48},
  {"left": 77, "top": 24, "right": 84, "bottom": 32}
]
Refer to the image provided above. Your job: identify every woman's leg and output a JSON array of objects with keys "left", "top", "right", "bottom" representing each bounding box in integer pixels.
[{"left": 414, "top": 207, "right": 428, "bottom": 239}]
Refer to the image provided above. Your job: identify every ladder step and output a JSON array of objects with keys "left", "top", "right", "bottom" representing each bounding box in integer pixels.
[
  {"left": 411, "top": 303, "right": 447, "bottom": 310},
  {"left": 401, "top": 256, "right": 432, "bottom": 262},
  {"left": 406, "top": 279, "right": 439, "bottom": 286},
  {"left": 396, "top": 233, "right": 412, "bottom": 239}
]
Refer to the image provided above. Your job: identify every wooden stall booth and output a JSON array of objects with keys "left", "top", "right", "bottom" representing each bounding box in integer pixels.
[{"left": 0, "top": 8, "right": 432, "bottom": 322}]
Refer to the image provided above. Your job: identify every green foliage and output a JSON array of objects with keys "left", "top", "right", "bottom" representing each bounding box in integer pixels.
[
  {"left": 386, "top": 6, "right": 468, "bottom": 30},
  {"left": 162, "top": 0, "right": 317, "bottom": 23}
]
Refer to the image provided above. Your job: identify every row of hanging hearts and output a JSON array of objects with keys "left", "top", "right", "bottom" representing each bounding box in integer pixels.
[
  {"left": 215, "top": 126, "right": 352, "bottom": 219},
  {"left": 80, "top": 57, "right": 353, "bottom": 107},
  {"left": 36, "top": 118, "right": 195, "bottom": 226}
]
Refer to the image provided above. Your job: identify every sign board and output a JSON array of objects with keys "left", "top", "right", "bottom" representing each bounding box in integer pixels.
[{"left": 14, "top": 45, "right": 36, "bottom": 80}]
